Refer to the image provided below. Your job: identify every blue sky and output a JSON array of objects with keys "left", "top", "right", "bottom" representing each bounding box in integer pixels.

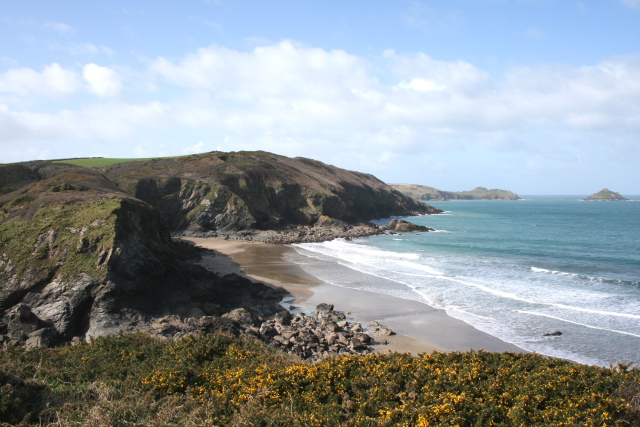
[{"left": 1, "top": 0, "right": 639, "bottom": 195}]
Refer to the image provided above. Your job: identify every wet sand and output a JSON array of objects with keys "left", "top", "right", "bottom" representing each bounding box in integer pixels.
[{"left": 183, "top": 237, "right": 524, "bottom": 356}]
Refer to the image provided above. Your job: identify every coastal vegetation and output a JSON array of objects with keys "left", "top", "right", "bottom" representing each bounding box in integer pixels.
[
  {"left": 0, "top": 152, "right": 438, "bottom": 349},
  {"left": 1, "top": 333, "right": 638, "bottom": 426},
  {"left": 390, "top": 184, "right": 520, "bottom": 201},
  {"left": 3, "top": 153, "right": 637, "bottom": 425},
  {"left": 584, "top": 188, "right": 628, "bottom": 201},
  {"left": 54, "top": 157, "right": 162, "bottom": 168}
]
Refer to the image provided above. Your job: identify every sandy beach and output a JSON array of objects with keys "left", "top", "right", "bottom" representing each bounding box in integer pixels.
[{"left": 184, "top": 237, "right": 524, "bottom": 356}]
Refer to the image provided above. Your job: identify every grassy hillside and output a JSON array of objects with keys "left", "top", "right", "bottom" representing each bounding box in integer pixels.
[
  {"left": 584, "top": 188, "right": 628, "bottom": 201},
  {"left": 391, "top": 184, "right": 520, "bottom": 201},
  {"left": 55, "top": 157, "right": 160, "bottom": 168},
  {"left": 1, "top": 333, "right": 638, "bottom": 426}
]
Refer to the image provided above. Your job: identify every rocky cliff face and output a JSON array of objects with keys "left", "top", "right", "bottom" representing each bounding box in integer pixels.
[
  {"left": 103, "top": 151, "right": 440, "bottom": 234},
  {"left": 0, "top": 162, "right": 283, "bottom": 347},
  {"left": 1, "top": 152, "right": 438, "bottom": 348}
]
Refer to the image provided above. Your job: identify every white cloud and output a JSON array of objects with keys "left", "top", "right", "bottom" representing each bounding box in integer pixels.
[
  {"left": 44, "top": 21, "right": 74, "bottom": 34},
  {"left": 145, "top": 43, "right": 640, "bottom": 175},
  {"left": 398, "top": 78, "right": 446, "bottom": 92},
  {"left": 620, "top": 0, "right": 640, "bottom": 9},
  {"left": 0, "top": 101, "right": 169, "bottom": 143},
  {"left": 50, "top": 42, "right": 115, "bottom": 56},
  {"left": 0, "top": 63, "right": 81, "bottom": 97},
  {"left": 1, "top": 41, "right": 639, "bottom": 190},
  {"left": 82, "top": 64, "right": 123, "bottom": 97}
]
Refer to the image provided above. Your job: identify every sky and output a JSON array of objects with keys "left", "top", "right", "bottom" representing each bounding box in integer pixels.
[{"left": 1, "top": 1, "right": 639, "bottom": 195}]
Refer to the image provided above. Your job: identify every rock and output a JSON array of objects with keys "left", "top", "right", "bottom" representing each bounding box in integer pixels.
[
  {"left": 583, "top": 188, "right": 628, "bottom": 201},
  {"left": 275, "top": 310, "right": 293, "bottom": 326},
  {"left": 355, "top": 333, "right": 372, "bottom": 344},
  {"left": 370, "top": 322, "right": 395, "bottom": 336},
  {"left": 382, "top": 219, "right": 434, "bottom": 233},
  {"left": 25, "top": 328, "right": 61, "bottom": 350},
  {"left": 222, "top": 308, "right": 259, "bottom": 327},
  {"left": 316, "top": 303, "right": 346, "bottom": 322}
]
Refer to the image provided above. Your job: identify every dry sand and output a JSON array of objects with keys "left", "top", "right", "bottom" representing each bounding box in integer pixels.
[{"left": 183, "top": 237, "right": 524, "bottom": 356}]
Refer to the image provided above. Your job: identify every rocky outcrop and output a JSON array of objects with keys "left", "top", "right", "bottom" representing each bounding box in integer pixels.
[
  {"left": 583, "top": 188, "right": 628, "bottom": 201},
  {"left": 107, "top": 302, "right": 382, "bottom": 361},
  {"left": 0, "top": 153, "right": 433, "bottom": 351},
  {"left": 103, "top": 151, "right": 442, "bottom": 234},
  {"left": 381, "top": 219, "right": 435, "bottom": 233},
  {"left": 391, "top": 184, "right": 520, "bottom": 201}
]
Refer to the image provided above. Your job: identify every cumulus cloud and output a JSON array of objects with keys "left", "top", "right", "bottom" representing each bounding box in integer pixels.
[
  {"left": 145, "top": 42, "right": 640, "bottom": 173},
  {"left": 2, "top": 41, "right": 639, "bottom": 186},
  {"left": 0, "top": 63, "right": 80, "bottom": 97},
  {"left": 82, "top": 63, "right": 123, "bottom": 97},
  {"left": 0, "top": 101, "right": 169, "bottom": 143}
]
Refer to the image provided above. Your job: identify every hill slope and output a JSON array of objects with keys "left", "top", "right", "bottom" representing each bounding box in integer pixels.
[
  {"left": 102, "top": 151, "right": 440, "bottom": 235},
  {"left": 0, "top": 152, "right": 439, "bottom": 348},
  {"left": 391, "top": 184, "right": 520, "bottom": 201},
  {"left": 584, "top": 188, "right": 628, "bottom": 201}
]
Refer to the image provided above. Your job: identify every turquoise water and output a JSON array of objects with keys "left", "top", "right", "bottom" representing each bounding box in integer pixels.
[{"left": 289, "top": 197, "right": 640, "bottom": 366}]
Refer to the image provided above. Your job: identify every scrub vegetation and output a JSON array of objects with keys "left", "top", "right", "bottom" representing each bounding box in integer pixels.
[{"left": 1, "top": 333, "right": 638, "bottom": 426}]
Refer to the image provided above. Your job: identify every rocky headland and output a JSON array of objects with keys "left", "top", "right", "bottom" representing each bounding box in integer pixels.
[
  {"left": 583, "top": 188, "right": 628, "bottom": 201},
  {"left": 0, "top": 151, "right": 440, "bottom": 356},
  {"left": 391, "top": 184, "right": 520, "bottom": 201}
]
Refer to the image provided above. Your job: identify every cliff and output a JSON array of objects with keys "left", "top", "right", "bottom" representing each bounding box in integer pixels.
[
  {"left": 583, "top": 188, "right": 628, "bottom": 201},
  {"left": 102, "top": 151, "right": 440, "bottom": 234},
  {"left": 0, "top": 152, "right": 439, "bottom": 347},
  {"left": 391, "top": 184, "right": 520, "bottom": 201}
]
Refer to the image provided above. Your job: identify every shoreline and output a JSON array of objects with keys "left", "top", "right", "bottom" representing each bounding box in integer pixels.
[{"left": 183, "top": 237, "right": 525, "bottom": 356}]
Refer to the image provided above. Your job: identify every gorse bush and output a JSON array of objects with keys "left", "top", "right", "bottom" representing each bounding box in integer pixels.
[{"left": 0, "top": 333, "right": 638, "bottom": 426}]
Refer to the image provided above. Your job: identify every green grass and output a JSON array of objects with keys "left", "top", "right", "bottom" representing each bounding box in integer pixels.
[
  {"left": 0, "top": 333, "right": 638, "bottom": 426},
  {"left": 54, "top": 158, "right": 157, "bottom": 168},
  {"left": 0, "top": 198, "right": 121, "bottom": 281}
]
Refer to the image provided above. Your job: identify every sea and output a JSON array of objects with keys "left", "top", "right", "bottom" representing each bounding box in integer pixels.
[{"left": 286, "top": 196, "right": 640, "bottom": 367}]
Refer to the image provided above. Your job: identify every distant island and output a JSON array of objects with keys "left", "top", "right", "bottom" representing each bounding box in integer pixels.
[
  {"left": 390, "top": 184, "right": 520, "bottom": 201},
  {"left": 583, "top": 188, "right": 628, "bottom": 201}
]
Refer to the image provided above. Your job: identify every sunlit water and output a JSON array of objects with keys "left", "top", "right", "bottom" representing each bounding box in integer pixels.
[{"left": 287, "top": 196, "right": 640, "bottom": 366}]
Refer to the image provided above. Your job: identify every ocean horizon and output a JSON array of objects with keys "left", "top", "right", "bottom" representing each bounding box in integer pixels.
[{"left": 287, "top": 196, "right": 640, "bottom": 367}]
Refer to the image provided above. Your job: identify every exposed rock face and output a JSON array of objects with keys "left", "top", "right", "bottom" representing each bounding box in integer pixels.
[
  {"left": 381, "top": 219, "right": 435, "bottom": 233},
  {"left": 103, "top": 151, "right": 442, "bottom": 234},
  {"left": 391, "top": 184, "right": 520, "bottom": 201},
  {"left": 1, "top": 153, "right": 434, "bottom": 351},
  {"left": 583, "top": 188, "right": 628, "bottom": 201}
]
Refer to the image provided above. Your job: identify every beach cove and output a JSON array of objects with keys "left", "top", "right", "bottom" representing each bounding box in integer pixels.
[{"left": 183, "top": 237, "right": 525, "bottom": 356}]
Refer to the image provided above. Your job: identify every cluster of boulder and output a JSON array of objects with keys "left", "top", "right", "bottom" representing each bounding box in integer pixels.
[
  {"left": 255, "top": 303, "right": 377, "bottom": 360},
  {"left": 2, "top": 296, "right": 396, "bottom": 362},
  {"left": 147, "top": 302, "right": 393, "bottom": 362},
  {"left": 0, "top": 304, "right": 62, "bottom": 350},
  {"left": 183, "top": 219, "right": 435, "bottom": 244}
]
